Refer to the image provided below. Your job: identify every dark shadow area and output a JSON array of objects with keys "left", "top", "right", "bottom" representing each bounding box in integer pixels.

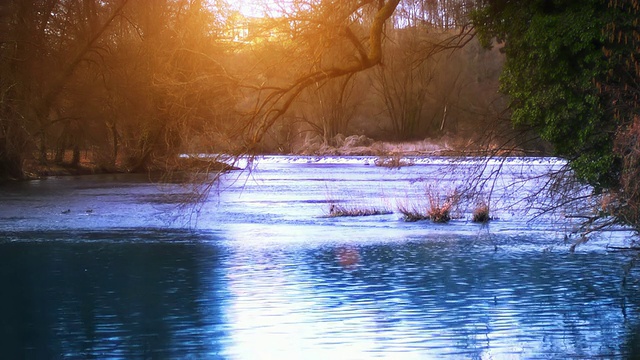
[{"left": 0, "top": 232, "right": 226, "bottom": 359}]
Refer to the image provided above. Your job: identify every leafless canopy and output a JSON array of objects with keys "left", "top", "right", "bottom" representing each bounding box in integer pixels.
[{"left": 237, "top": 0, "right": 476, "bottom": 152}]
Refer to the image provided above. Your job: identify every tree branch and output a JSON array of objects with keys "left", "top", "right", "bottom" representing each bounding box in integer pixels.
[
  {"left": 36, "top": 0, "right": 130, "bottom": 120},
  {"left": 244, "top": 0, "right": 401, "bottom": 149}
]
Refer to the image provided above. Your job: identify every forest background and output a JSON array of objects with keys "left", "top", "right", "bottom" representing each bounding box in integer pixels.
[
  {"left": 0, "top": 0, "right": 538, "bottom": 178},
  {"left": 1, "top": 0, "right": 638, "bottom": 231}
]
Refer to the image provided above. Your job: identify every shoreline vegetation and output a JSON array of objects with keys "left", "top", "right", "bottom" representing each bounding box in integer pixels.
[
  {"left": 14, "top": 134, "right": 546, "bottom": 181},
  {"left": 17, "top": 154, "right": 240, "bottom": 181}
]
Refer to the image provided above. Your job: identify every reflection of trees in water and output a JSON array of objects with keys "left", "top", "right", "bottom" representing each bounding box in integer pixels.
[
  {"left": 0, "top": 234, "right": 225, "bottom": 358},
  {"left": 300, "top": 238, "right": 640, "bottom": 357},
  {"left": 624, "top": 321, "right": 640, "bottom": 359}
]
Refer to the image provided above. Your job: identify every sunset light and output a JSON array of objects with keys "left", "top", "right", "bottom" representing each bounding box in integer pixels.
[
  {"left": 1, "top": 0, "right": 639, "bottom": 358},
  {"left": 229, "top": 0, "right": 288, "bottom": 17}
]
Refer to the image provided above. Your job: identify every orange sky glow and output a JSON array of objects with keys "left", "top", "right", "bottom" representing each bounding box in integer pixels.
[{"left": 230, "top": 0, "right": 291, "bottom": 17}]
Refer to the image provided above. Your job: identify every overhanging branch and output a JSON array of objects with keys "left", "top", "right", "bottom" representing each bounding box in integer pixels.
[{"left": 244, "top": 0, "right": 401, "bottom": 149}]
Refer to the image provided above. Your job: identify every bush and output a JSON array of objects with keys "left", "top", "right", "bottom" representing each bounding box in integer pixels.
[{"left": 613, "top": 116, "right": 640, "bottom": 228}]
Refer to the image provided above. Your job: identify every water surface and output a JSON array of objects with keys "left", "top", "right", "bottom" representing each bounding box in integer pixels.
[{"left": 1, "top": 156, "right": 639, "bottom": 359}]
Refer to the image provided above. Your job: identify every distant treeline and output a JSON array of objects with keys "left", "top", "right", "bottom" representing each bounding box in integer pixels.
[{"left": 0, "top": 0, "right": 542, "bottom": 180}]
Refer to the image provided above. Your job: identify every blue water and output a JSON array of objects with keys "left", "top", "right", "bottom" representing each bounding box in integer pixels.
[{"left": 1, "top": 156, "right": 639, "bottom": 359}]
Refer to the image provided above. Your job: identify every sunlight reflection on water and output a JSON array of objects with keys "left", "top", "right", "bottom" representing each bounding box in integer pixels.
[{"left": 216, "top": 237, "right": 638, "bottom": 359}]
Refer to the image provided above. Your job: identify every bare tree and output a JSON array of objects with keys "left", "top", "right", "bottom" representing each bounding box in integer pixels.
[
  {"left": 237, "top": 0, "right": 403, "bottom": 151},
  {"left": 0, "top": 0, "right": 130, "bottom": 177},
  {"left": 374, "top": 28, "right": 437, "bottom": 140},
  {"left": 301, "top": 74, "right": 360, "bottom": 146}
]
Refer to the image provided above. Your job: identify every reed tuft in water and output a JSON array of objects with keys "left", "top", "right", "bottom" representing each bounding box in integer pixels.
[
  {"left": 426, "top": 187, "right": 459, "bottom": 223},
  {"left": 472, "top": 203, "right": 491, "bottom": 223},
  {"left": 396, "top": 187, "right": 460, "bottom": 223},
  {"left": 327, "top": 203, "right": 393, "bottom": 217},
  {"left": 396, "top": 202, "right": 429, "bottom": 222}
]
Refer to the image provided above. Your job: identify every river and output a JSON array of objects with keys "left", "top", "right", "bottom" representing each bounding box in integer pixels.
[{"left": 1, "top": 156, "right": 639, "bottom": 359}]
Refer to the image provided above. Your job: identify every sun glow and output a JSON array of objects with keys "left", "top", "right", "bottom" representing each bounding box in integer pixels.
[{"left": 229, "top": 0, "right": 288, "bottom": 18}]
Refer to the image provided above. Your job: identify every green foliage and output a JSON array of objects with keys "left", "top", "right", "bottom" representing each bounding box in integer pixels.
[{"left": 471, "top": 0, "right": 622, "bottom": 190}]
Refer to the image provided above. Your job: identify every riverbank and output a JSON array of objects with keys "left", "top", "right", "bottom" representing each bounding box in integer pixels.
[
  {"left": 2, "top": 156, "right": 637, "bottom": 359},
  {"left": 18, "top": 154, "right": 239, "bottom": 181},
  {"left": 12, "top": 135, "right": 545, "bottom": 181},
  {"left": 292, "top": 134, "right": 538, "bottom": 157}
]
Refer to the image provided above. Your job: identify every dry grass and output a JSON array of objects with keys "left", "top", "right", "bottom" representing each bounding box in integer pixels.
[
  {"left": 396, "top": 202, "right": 429, "bottom": 222},
  {"left": 427, "top": 202, "right": 451, "bottom": 223},
  {"left": 395, "top": 187, "right": 460, "bottom": 223},
  {"left": 472, "top": 203, "right": 491, "bottom": 223},
  {"left": 426, "top": 187, "right": 459, "bottom": 223},
  {"left": 327, "top": 203, "right": 393, "bottom": 217}
]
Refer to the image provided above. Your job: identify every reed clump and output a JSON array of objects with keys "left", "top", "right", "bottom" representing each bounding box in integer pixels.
[
  {"left": 472, "top": 203, "right": 491, "bottom": 223},
  {"left": 427, "top": 199, "right": 452, "bottom": 223},
  {"left": 426, "top": 188, "right": 459, "bottom": 223},
  {"left": 397, "top": 202, "right": 429, "bottom": 222},
  {"left": 327, "top": 203, "right": 393, "bottom": 217},
  {"left": 396, "top": 188, "right": 460, "bottom": 223}
]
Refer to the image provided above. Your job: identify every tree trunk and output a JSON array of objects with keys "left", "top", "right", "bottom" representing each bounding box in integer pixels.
[
  {"left": 111, "top": 122, "right": 118, "bottom": 167},
  {"left": 71, "top": 144, "right": 80, "bottom": 167},
  {"left": 55, "top": 133, "right": 66, "bottom": 163},
  {"left": 38, "top": 132, "right": 47, "bottom": 164},
  {"left": 0, "top": 139, "right": 24, "bottom": 180}
]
